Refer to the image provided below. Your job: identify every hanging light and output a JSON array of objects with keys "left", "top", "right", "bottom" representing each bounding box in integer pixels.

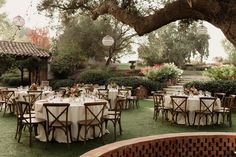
[
  {"left": 102, "top": 35, "right": 114, "bottom": 46},
  {"left": 13, "top": 15, "right": 25, "bottom": 28},
  {"left": 10, "top": 16, "right": 25, "bottom": 41}
]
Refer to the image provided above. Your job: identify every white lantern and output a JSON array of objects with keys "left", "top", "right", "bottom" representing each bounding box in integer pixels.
[
  {"left": 13, "top": 15, "right": 25, "bottom": 28},
  {"left": 102, "top": 35, "right": 114, "bottom": 46}
]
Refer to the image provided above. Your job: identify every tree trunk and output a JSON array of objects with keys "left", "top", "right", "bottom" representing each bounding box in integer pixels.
[
  {"left": 28, "top": 69, "right": 31, "bottom": 85},
  {"left": 105, "top": 46, "right": 115, "bottom": 66},
  {"left": 18, "top": 67, "right": 24, "bottom": 85},
  {"left": 92, "top": 0, "right": 236, "bottom": 47},
  {"left": 200, "top": 55, "right": 203, "bottom": 63}
]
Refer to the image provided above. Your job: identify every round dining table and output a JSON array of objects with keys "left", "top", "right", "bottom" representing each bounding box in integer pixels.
[
  {"left": 94, "top": 88, "right": 131, "bottom": 109},
  {"left": 14, "top": 89, "right": 54, "bottom": 101},
  {"left": 163, "top": 95, "right": 222, "bottom": 125},
  {"left": 35, "top": 96, "right": 108, "bottom": 143}
]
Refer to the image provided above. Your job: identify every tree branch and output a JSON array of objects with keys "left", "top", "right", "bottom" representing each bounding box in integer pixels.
[{"left": 92, "top": 0, "right": 209, "bottom": 35}]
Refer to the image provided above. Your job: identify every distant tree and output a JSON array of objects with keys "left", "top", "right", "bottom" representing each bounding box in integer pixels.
[
  {"left": 51, "top": 15, "right": 134, "bottom": 78},
  {"left": 138, "top": 22, "right": 209, "bottom": 66},
  {"left": 0, "top": 0, "right": 14, "bottom": 40},
  {"left": 27, "top": 28, "right": 50, "bottom": 48},
  {"left": 222, "top": 39, "right": 236, "bottom": 66}
]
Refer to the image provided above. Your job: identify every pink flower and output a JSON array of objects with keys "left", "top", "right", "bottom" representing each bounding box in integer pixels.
[{"left": 153, "top": 64, "right": 161, "bottom": 69}]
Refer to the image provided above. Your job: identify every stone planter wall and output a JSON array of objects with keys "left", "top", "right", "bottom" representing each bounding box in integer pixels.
[{"left": 81, "top": 132, "right": 236, "bottom": 157}]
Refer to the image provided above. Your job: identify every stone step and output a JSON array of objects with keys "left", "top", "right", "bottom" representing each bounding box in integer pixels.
[
  {"left": 167, "top": 85, "right": 183, "bottom": 88},
  {"left": 163, "top": 88, "right": 184, "bottom": 92},
  {"left": 176, "top": 83, "right": 185, "bottom": 86}
]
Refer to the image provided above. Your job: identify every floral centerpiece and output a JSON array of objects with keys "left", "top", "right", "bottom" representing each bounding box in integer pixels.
[
  {"left": 29, "top": 83, "right": 39, "bottom": 90},
  {"left": 64, "top": 84, "right": 82, "bottom": 97},
  {"left": 184, "top": 86, "right": 199, "bottom": 95}
]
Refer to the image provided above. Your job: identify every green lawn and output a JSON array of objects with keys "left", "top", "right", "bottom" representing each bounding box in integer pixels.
[
  {"left": 117, "top": 63, "right": 131, "bottom": 70},
  {"left": 1, "top": 100, "right": 236, "bottom": 157}
]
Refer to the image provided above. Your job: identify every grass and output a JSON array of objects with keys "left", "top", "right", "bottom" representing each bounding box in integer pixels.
[
  {"left": 1, "top": 100, "right": 236, "bottom": 157},
  {"left": 117, "top": 63, "right": 130, "bottom": 70},
  {"left": 116, "top": 63, "right": 143, "bottom": 70}
]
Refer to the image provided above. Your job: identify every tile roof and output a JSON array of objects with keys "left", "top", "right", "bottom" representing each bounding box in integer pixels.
[{"left": 0, "top": 41, "right": 50, "bottom": 58}]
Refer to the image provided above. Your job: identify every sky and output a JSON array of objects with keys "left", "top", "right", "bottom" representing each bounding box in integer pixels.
[{"left": 0, "top": 0, "right": 228, "bottom": 63}]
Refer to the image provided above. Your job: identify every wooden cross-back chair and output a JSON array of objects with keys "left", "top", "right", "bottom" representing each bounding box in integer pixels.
[
  {"left": 23, "top": 90, "right": 43, "bottom": 114},
  {"left": 43, "top": 103, "right": 72, "bottom": 148},
  {"left": 170, "top": 96, "right": 189, "bottom": 125},
  {"left": 153, "top": 93, "right": 167, "bottom": 121},
  {"left": 118, "top": 88, "right": 131, "bottom": 109},
  {"left": 103, "top": 98, "right": 125, "bottom": 141},
  {"left": 193, "top": 97, "right": 217, "bottom": 126},
  {"left": 215, "top": 96, "right": 234, "bottom": 127},
  {"left": 118, "top": 89, "right": 129, "bottom": 98},
  {"left": 0, "top": 88, "right": 8, "bottom": 112},
  {"left": 97, "top": 89, "right": 111, "bottom": 108},
  {"left": 24, "top": 90, "right": 43, "bottom": 105},
  {"left": 214, "top": 92, "right": 226, "bottom": 103},
  {"left": 27, "top": 90, "right": 43, "bottom": 99},
  {"left": 16, "top": 101, "right": 46, "bottom": 147},
  {"left": 77, "top": 102, "right": 107, "bottom": 144},
  {"left": 1, "top": 90, "right": 15, "bottom": 116},
  {"left": 97, "top": 89, "right": 109, "bottom": 99}
]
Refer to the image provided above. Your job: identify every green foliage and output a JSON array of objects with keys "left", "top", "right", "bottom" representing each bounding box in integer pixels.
[
  {"left": 0, "top": 55, "right": 15, "bottom": 76},
  {"left": 183, "top": 81, "right": 205, "bottom": 90},
  {"left": 184, "top": 80, "right": 236, "bottom": 95},
  {"left": 138, "top": 22, "right": 209, "bottom": 66},
  {"left": 50, "top": 16, "right": 109, "bottom": 78},
  {"left": 141, "top": 63, "right": 183, "bottom": 82},
  {"left": 107, "top": 76, "right": 161, "bottom": 94},
  {"left": 0, "top": 70, "right": 28, "bottom": 86},
  {"left": 58, "top": 16, "right": 107, "bottom": 61},
  {"left": 77, "top": 69, "right": 111, "bottom": 85},
  {"left": 15, "top": 57, "right": 45, "bottom": 70},
  {"left": 203, "top": 65, "right": 236, "bottom": 80},
  {"left": 50, "top": 52, "right": 82, "bottom": 79},
  {"left": 222, "top": 39, "right": 236, "bottom": 65},
  {"left": 49, "top": 79, "right": 75, "bottom": 90}
]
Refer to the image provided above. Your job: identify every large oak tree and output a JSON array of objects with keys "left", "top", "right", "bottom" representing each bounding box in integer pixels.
[{"left": 38, "top": 0, "right": 236, "bottom": 47}]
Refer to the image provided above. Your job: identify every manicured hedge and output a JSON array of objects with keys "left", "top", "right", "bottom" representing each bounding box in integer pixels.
[
  {"left": 107, "top": 76, "right": 161, "bottom": 94},
  {"left": 49, "top": 79, "right": 75, "bottom": 90},
  {"left": 77, "top": 70, "right": 111, "bottom": 85},
  {"left": 184, "top": 80, "right": 236, "bottom": 95},
  {"left": 0, "top": 72, "right": 28, "bottom": 86}
]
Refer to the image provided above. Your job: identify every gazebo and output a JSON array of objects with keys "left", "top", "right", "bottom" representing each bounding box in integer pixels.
[{"left": 0, "top": 40, "right": 50, "bottom": 85}]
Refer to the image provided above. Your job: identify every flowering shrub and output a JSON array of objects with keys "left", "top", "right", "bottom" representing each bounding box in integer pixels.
[
  {"left": 203, "top": 65, "right": 236, "bottom": 80},
  {"left": 141, "top": 63, "right": 183, "bottom": 82}
]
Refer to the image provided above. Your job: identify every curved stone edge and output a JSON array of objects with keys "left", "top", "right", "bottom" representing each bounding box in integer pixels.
[{"left": 80, "top": 132, "right": 236, "bottom": 157}]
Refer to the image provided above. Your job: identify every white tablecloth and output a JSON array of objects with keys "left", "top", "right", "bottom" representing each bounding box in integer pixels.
[
  {"left": 164, "top": 95, "right": 221, "bottom": 125},
  {"left": 96, "top": 88, "right": 131, "bottom": 109},
  {"left": 108, "top": 89, "right": 119, "bottom": 109},
  {"left": 35, "top": 96, "right": 108, "bottom": 143},
  {"left": 14, "top": 89, "right": 54, "bottom": 101}
]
